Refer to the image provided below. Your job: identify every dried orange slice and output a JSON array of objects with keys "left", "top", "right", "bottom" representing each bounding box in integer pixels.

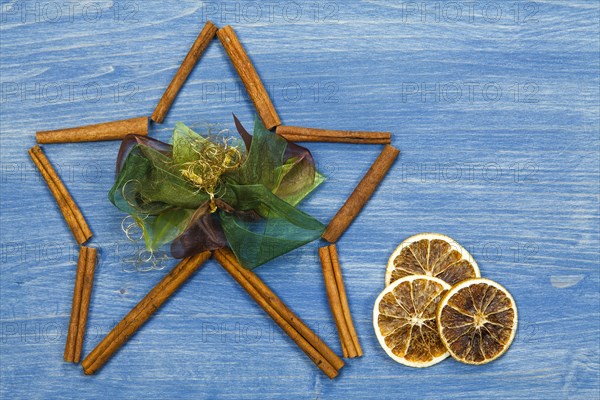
[
  {"left": 385, "top": 233, "right": 480, "bottom": 287},
  {"left": 437, "top": 278, "right": 518, "bottom": 365},
  {"left": 373, "top": 275, "right": 451, "bottom": 367}
]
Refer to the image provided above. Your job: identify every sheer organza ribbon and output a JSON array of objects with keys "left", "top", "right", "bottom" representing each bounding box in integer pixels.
[{"left": 108, "top": 116, "right": 325, "bottom": 269}]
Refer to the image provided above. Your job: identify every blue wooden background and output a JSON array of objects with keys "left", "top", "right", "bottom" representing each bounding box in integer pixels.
[{"left": 1, "top": 1, "right": 598, "bottom": 399}]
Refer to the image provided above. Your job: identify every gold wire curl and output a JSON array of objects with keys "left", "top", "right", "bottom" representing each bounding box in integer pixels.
[
  {"left": 178, "top": 127, "right": 243, "bottom": 212},
  {"left": 120, "top": 214, "right": 171, "bottom": 272}
]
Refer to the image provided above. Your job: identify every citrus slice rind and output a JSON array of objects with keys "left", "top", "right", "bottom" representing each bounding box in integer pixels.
[
  {"left": 373, "top": 275, "right": 451, "bottom": 367},
  {"left": 385, "top": 233, "right": 480, "bottom": 287},
  {"left": 436, "top": 278, "right": 518, "bottom": 365}
]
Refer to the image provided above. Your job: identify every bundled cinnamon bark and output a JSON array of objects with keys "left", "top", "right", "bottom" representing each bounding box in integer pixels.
[
  {"left": 64, "top": 246, "right": 97, "bottom": 363},
  {"left": 36, "top": 117, "right": 148, "bottom": 144},
  {"left": 28, "top": 145, "right": 92, "bottom": 244},
  {"left": 319, "top": 244, "right": 362, "bottom": 358}
]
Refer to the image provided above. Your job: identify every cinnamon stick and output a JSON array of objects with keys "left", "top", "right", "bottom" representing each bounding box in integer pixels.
[
  {"left": 74, "top": 246, "right": 97, "bottom": 362},
  {"left": 329, "top": 245, "right": 362, "bottom": 356},
  {"left": 65, "top": 246, "right": 97, "bottom": 363},
  {"left": 151, "top": 21, "right": 218, "bottom": 123},
  {"left": 82, "top": 252, "right": 210, "bottom": 374},
  {"left": 276, "top": 126, "right": 391, "bottom": 144},
  {"left": 214, "top": 248, "right": 343, "bottom": 379},
  {"left": 36, "top": 116, "right": 148, "bottom": 144},
  {"left": 322, "top": 144, "right": 399, "bottom": 243},
  {"left": 319, "top": 246, "right": 356, "bottom": 358},
  {"left": 217, "top": 26, "right": 280, "bottom": 130},
  {"left": 219, "top": 248, "right": 343, "bottom": 371},
  {"left": 64, "top": 247, "right": 87, "bottom": 362},
  {"left": 28, "top": 146, "right": 92, "bottom": 244}
]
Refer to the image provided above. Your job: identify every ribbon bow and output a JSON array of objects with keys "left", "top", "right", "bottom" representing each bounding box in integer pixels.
[{"left": 109, "top": 116, "right": 325, "bottom": 269}]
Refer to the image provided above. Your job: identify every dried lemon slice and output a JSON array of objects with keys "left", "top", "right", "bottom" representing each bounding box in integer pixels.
[
  {"left": 437, "top": 278, "right": 518, "bottom": 365},
  {"left": 385, "top": 233, "right": 480, "bottom": 287},
  {"left": 373, "top": 275, "right": 451, "bottom": 367}
]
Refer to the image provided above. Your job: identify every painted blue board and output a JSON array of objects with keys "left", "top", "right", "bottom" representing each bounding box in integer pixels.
[{"left": 1, "top": 1, "right": 598, "bottom": 399}]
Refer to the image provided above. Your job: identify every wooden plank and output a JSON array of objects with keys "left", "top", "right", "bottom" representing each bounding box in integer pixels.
[{"left": 0, "top": 1, "right": 598, "bottom": 399}]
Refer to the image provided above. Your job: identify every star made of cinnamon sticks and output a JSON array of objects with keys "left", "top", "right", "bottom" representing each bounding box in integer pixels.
[{"left": 30, "top": 21, "right": 399, "bottom": 379}]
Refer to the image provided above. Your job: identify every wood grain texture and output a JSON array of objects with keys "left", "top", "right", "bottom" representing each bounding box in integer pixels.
[{"left": 0, "top": 1, "right": 598, "bottom": 399}]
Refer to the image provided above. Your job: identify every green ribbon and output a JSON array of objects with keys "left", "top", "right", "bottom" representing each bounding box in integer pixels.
[{"left": 109, "top": 117, "right": 325, "bottom": 269}]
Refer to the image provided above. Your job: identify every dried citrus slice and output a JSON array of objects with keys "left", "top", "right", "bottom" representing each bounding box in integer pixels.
[
  {"left": 437, "top": 278, "right": 518, "bottom": 365},
  {"left": 373, "top": 275, "right": 451, "bottom": 367},
  {"left": 385, "top": 233, "right": 480, "bottom": 287}
]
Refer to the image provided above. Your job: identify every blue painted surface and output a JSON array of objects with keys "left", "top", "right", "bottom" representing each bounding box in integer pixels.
[{"left": 1, "top": 1, "right": 599, "bottom": 399}]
